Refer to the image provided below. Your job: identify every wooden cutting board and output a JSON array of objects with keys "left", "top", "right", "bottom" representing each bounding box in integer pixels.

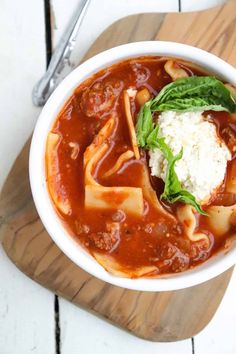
[{"left": 1, "top": 0, "right": 236, "bottom": 342}]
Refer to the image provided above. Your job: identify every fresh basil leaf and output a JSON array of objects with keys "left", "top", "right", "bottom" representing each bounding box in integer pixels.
[
  {"left": 136, "top": 103, "right": 153, "bottom": 147},
  {"left": 150, "top": 76, "right": 236, "bottom": 113},
  {"left": 135, "top": 75, "right": 233, "bottom": 214},
  {"left": 138, "top": 122, "right": 206, "bottom": 214},
  {"left": 163, "top": 190, "right": 208, "bottom": 216},
  {"left": 146, "top": 125, "right": 172, "bottom": 160},
  {"left": 136, "top": 76, "right": 236, "bottom": 148},
  {"left": 145, "top": 124, "right": 206, "bottom": 214},
  {"left": 146, "top": 124, "right": 159, "bottom": 149},
  {"left": 161, "top": 148, "right": 183, "bottom": 197},
  {"left": 160, "top": 151, "right": 207, "bottom": 215},
  {"left": 153, "top": 97, "right": 232, "bottom": 113}
]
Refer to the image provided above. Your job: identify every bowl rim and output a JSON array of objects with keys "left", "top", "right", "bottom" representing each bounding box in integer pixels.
[{"left": 29, "top": 41, "right": 236, "bottom": 292}]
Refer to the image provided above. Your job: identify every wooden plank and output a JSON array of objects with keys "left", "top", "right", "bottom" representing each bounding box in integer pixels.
[
  {"left": 0, "top": 1, "right": 55, "bottom": 353},
  {"left": 59, "top": 297, "right": 192, "bottom": 354},
  {"left": 181, "top": 0, "right": 226, "bottom": 11},
  {"left": 0, "top": 247, "right": 55, "bottom": 354},
  {"left": 156, "top": 1, "right": 236, "bottom": 72},
  {"left": 51, "top": 0, "right": 179, "bottom": 64},
  {"left": 194, "top": 268, "right": 236, "bottom": 354},
  {"left": 0, "top": 0, "right": 45, "bottom": 190}
]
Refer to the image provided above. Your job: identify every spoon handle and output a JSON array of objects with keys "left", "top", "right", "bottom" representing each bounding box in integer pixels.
[{"left": 32, "top": 0, "right": 91, "bottom": 106}]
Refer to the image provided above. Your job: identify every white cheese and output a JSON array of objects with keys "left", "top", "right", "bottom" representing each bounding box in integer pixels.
[{"left": 149, "top": 111, "right": 231, "bottom": 203}]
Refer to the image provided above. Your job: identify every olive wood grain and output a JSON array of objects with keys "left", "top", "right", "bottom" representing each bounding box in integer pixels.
[{"left": 1, "top": 0, "right": 236, "bottom": 341}]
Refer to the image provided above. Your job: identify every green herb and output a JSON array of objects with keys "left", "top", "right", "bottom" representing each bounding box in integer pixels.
[
  {"left": 160, "top": 148, "right": 207, "bottom": 215},
  {"left": 136, "top": 76, "right": 236, "bottom": 148},
  {"left": 136, "top": 103, "right": 153, "bottom": 148},
  {"left": 163, "top": 190, "right": 207, "bottom": 215},
  {"left": 145, "top": 127, "right": 207, "bottom": 215},
  {"left": 135, "top": 76, "right": 230, "bottom": 214},
  {"left": 150, "top": 76, "right": 236, "bottom": 113}
]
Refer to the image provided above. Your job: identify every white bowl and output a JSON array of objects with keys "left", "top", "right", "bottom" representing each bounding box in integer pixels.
[{"left": 29, "top": 41, "right": 236, "bottom": 292}]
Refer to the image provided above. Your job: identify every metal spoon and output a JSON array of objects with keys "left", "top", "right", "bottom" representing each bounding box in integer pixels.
[{"left": 32, "top": 0, "right": 91, "bottom": 106}]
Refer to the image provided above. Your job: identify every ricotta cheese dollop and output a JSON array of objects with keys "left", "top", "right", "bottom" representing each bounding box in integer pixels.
[{"left": 149, "top": 111, "right": 231, "bottom": 203}]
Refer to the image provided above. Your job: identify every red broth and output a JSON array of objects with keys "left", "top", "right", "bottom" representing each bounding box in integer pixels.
[{"left": 46, "top": 57, "right": 236, "bottom": 277}]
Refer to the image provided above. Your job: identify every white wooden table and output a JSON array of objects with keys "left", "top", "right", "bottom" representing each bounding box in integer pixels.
[{"left": 0, "top": 0, "right": 235, "bottom": 353}]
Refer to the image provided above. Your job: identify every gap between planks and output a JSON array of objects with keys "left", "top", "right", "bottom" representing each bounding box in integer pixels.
[
  {"left": 191, "top": 338, "right": 195, "bottom": 354},
  {"left": 177, "top": 1, "right": 195, "bottom": 351},
  {"left": 43, "top": 1, "right": 61, "bottom": 353},
  {"left": 178, "top": 0, "right": 182, "bottom": 12}
]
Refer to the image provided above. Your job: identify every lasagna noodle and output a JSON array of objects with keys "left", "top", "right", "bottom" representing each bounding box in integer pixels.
[
  {"left": 46, "top": 132, "right": 71, "bottom": 215},
  {"left": 164, "top": 60, "right": 189, "bottom": 81},
  {"left": 84, "top": 115, "right": 116, "bottom": 167},
  {"left": 207, "top": 205, "right": 236, "bottom": 236},
  {"left": 177, "top": 205, "right": 209, "bottom": 243},
  {"left": 84, "top": 143, "right": 109, "bottom": 186},
  {"left": 85, "top": 185, "right": 143, "bottom": 215},
  {"left": 226, "top": 159, "right": 236, "bottom": 193},
  {"left": 103, "top": 150, "right": 134, "bottom": 177},
  {"left": 93, "top": 252, "right": 157, "bottom": 278},
  {"left": 84, "top": 118, "right": 143, "bottom": 216},
  {"left": 140, "top": 163, "right": 176, "bottom": 222},
  {"left": 123, "top": 90, "right": 140, "bottom": 159}
]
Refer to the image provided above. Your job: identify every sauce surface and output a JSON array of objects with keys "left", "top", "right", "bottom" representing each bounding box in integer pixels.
[{"left": 47, "top": 56, "right": 236, "bottom": 277}]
